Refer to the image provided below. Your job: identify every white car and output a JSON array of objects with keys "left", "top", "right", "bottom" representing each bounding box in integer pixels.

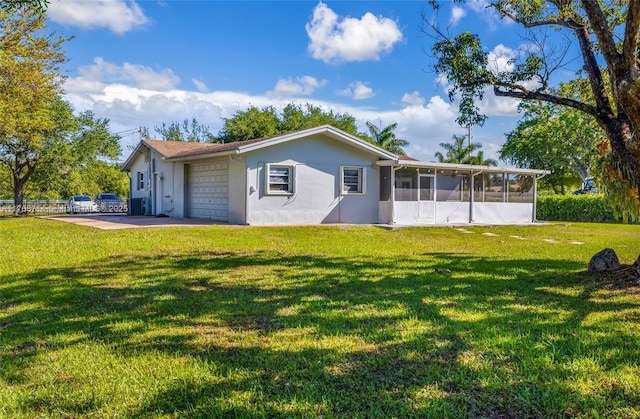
[{"left": 67, "top": 195, "right": 99, "bottom": 214}]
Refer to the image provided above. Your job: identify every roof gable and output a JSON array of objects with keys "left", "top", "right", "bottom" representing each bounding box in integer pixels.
[{"left": 122, "top": 125, "right": 398, "bottom": 171}]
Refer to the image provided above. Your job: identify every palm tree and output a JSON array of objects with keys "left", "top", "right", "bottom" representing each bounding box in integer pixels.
[
  {"left": 434, "top": 135, "right": 483, "bottom": 164},
  {"left": 467, "top": 150, "right": 498, "bottom": 166},
  {"left": 366, "top": 121, "right": 409, "bottom": 155}
]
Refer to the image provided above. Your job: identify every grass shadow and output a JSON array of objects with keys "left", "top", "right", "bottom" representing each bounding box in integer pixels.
[{"left": 1, "top": 249, "right": 638, "bottom": 417}]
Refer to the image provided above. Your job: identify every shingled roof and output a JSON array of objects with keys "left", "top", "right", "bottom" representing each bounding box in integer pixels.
[
  {"left": 142, "top": 137, "right": 266, "bottom": 159},
  {"left": 122, "top": 125, "right": 399, "bottom": 171}
]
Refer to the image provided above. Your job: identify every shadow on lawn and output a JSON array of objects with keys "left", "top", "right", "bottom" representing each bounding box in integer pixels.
[{"left": 2, "top": 250, "right": 639, "bottom": 417}]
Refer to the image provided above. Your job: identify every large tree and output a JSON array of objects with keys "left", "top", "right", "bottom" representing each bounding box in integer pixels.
[
  {"left": 217, "top": 103, "right": 361, "bottom": 143},
  {"left": 152, "top": 118, "right": 216, "bottom": 142},
  {"left": 426, "top": 0, "right": 640, "bottom": 219},
  {"left": 500, "top": 94, "right": 604, "bottom": 193},
  {"left": 6, "top": 100, "right": 124, "bottom": 200},
  {"left": 0, "top": 7, "right": 67, "bottom": 213}
]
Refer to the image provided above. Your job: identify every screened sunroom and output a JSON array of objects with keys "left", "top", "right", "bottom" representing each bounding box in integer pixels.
[{"left": 377, "top": 160, "right": 549, "bottom": 225}]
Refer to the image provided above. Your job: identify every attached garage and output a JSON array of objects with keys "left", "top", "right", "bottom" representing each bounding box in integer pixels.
[{"left": 187, "top": 160, "right": 229, "bottom": 221}]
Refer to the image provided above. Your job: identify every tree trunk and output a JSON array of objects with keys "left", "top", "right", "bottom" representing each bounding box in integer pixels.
[
  {"left": 605, "top": 118, "right": 640, "bottom": 191},
  {"left": 13, "top": 173, "right": 26, "bottom": 216}
]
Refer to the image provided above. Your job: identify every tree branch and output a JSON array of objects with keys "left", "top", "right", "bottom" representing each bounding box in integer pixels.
[
  {"left": 580, "top": 0, "right": 619, "bottom": 60},
  {"left": 493, "top": 85, "right": 599, "bottom": 118},
  {"left": 622, "top": 0, "right": 640, "bottom": 71}
]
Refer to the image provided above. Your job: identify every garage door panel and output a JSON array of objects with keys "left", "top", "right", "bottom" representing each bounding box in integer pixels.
[{"left": 188, "top": 161, "right": 229, "bottom": 221}]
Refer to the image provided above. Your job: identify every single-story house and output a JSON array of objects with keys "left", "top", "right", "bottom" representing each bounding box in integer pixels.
[{"left": 121, "top": 125, "right": 549, "bottom": 225}]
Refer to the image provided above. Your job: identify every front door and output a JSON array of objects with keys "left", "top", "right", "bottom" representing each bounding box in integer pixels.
[{"left": 418, "top": 174, "right": 435, "bottom": 223}]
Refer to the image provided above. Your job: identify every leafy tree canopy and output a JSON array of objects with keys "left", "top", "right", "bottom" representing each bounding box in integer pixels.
[
  {"left": 3, "top": 99, "right": 126, "bottom": 200},
  {"left": 425, "top": 0, "right": 640, "bottom": 220},
  {"left": 217, "top": 103, "right": 361, "bottom": 143},
  {"left": 500, "top": 79, "right": 605, "bottom": 194},
  {"left": 149, "top": 118, "right": 217, "bottom": 142},
  {"left": 0, "top": 7, "right": 67, "bottom": 212},
  {"left": 0, "top": 0, "right": 47, "bottom": 12}
]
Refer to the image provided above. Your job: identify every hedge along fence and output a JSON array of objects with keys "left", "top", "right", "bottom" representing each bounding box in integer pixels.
[{"left": 536, "top": 195, "right": 616, "bottom": 222}]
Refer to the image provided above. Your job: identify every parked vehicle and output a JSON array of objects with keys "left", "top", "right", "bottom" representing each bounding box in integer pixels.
[
  {"left": 67, "top": 195, "right": 99, "bottom": 214},
  {"left": 95, "top": 193, "right": 128, "bottom": 213},
  {"left": 571, "top": 177, "right": 599, "bottom": 195}
]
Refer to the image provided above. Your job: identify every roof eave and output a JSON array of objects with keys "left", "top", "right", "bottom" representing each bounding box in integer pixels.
[
  {"left": 377, "top": 159, "right": 550, "bottom": 175},
  {"left": 164, "top": 149, "right": 239, "bottom": 162},
  {"left": 121, "top": 141, "right": 149, "bottom": 172}
]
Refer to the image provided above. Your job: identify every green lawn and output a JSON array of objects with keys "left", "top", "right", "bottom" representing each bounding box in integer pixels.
[{"left": 1, "top": 218, "right": 639, "bottom": 418}]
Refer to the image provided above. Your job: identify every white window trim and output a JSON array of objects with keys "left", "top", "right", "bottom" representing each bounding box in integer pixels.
[
  {"left": 265, "top": 163, "right": 295, "bottom": 195},
  {"left": 340, "top": 166, "right": 366, "bottom": 195}
]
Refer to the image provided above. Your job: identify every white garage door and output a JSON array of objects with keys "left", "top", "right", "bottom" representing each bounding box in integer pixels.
[{"left": 187, "top": 160, "right": 229, "bottom": 221}]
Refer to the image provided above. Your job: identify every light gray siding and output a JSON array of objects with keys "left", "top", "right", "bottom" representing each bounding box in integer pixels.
[{"left": 242, "top": 135, "right": 380, "bottom": 225}]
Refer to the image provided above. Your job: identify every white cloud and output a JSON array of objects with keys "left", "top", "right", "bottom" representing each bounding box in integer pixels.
[
  {"left": 75, "top": 57, "right": 180, "bottom": 91},
  {"left": 487, "top": 44, "right": 515, "bottom": 74},
  {"left": 266, "top": 75, "right": 328, "bottom": 98},
  {"left": 450, "top": 6, "right": 466, "bottom": 25},
  {"left": 192, "top": 78, "right": 209, "bottom": 93},
  {"left": 306, "top": 2, "right": 403, "bottom": 63},
  {"left": 47, "top": 0, "right": 149, "bottom": 35},
  {"left": 63, "top": 59, "right": 509, "bottom": 162},
  {"left": 401, "top": 91, "right": 425, "bottom": 107},
  {"left": 467, "top": 0, "right": 503, "bottom": 30},
  {"left": 336, "top": 81, "right": 375, "bottom": 100}
]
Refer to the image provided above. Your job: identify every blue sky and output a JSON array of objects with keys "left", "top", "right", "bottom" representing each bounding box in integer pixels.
[{"left": 45, "top": 0, "right": 564, "bottom": 162}]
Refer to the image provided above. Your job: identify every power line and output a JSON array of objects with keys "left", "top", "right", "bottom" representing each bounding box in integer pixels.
[{"left": 115, "top": 128, "right": 139, "bottom": 135}]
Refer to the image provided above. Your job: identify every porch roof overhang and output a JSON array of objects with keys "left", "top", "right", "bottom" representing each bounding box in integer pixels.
[{"left": 377, "top": 159, "right": 551, "bottom": 177}]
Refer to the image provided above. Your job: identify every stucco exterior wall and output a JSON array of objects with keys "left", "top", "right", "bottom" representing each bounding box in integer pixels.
[
  {"left": 242, "top": 136, "right": 380, "bottom": 225},
  {"left": 157, "top": 161, "right": 186, "bottom": 218},
  {"left": 473, "top": 202, "right": 534, "bottom": 224},
  {"left": 389, "top": 201, "right": 535, "bottom": 225},
  {"left": 228, "top": 157, "right": 247, "bottom": 224},
  {"left": 127, "top": 148, "right": 185, "bottom": 216},
  {"left": 128, "top": 149, "right": 151, "bottom": 201}
]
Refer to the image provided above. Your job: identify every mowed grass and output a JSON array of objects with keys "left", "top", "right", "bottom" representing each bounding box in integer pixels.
[{"left": 1, "top": 218, "right": 639, "bottom": 418}]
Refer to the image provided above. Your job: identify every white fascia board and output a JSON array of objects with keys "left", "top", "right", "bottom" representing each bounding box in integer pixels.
[
  {"left": 121, "top": 141, "right": 148, "bottom": 172},
  {"left": 236, "top": 125, "right": 398, "bottom": 160},
  {"left": 377, "top": 159, "right": 550, "bottom": 176},
  {"left": 164, "top": 150, "right": 238, "bottom": 162}
]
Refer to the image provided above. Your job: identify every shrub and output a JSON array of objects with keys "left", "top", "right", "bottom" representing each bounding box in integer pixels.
[{"left": 536, "top": 194, "right": 616, "bottom": 222}]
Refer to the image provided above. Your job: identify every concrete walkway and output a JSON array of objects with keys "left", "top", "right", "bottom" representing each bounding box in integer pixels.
[{"left": 42, "top": 214, "right": 220, "bottom": 230}]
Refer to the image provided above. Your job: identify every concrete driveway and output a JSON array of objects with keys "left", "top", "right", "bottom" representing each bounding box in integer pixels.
[{"left": 43, "top": 214, "right": 220, "bottom": 230}]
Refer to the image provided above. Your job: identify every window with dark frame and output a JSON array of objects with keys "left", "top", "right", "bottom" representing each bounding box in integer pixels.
[{"left": 137, "top": 172, "right": 144, "bottom": 190}]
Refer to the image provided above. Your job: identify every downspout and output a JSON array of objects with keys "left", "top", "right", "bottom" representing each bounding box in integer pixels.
[
  {"left": 532, "top": 173, "right": 547, "bottom": 222},
  {"left": 126, "top": 172, "right": 132, "bottom": 214},
  {"left": 246, "top": 164, "right": 251, "bottom": 225},
  {"left": 415, "top": 168, "right": 420, "bottom": 221}
]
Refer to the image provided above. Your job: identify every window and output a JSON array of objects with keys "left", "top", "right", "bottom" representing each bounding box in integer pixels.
[
  {"left": 436, "top": 171, "right": 468, "bottom": 202},
  {"left": 341, "top": 166, "right": 365, "bottom": 195},
  {"left": 137, "top": 171, "right": 145, "bottom": 190},
  {"left": 507, "top": 174, "right": 534, "bottom": 203},
  {"left": 266, "top": 164, "right": 294, "bottom": 194}
]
